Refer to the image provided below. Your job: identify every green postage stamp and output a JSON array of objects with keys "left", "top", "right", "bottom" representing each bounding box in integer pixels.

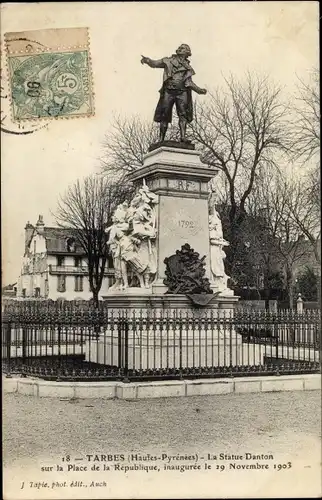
[{"left": 5, "top": 28, "right": 94, "bottom": 121}]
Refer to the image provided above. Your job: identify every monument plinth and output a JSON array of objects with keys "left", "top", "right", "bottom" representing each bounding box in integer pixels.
[
  {"left": 148, "top": 140, "right": 195, "bottom": 152},
  {"left": 127, "top": 145, "right": 219, "bottom": 294}
]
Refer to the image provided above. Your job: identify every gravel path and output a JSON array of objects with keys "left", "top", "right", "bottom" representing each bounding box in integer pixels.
[{"left": 3, "top": 390, "right": 321, "bottom": 499}]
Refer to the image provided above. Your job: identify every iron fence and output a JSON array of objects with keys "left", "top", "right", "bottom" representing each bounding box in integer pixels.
[{"left": 2, "top": 301, "right": 320, "bottom": 381}]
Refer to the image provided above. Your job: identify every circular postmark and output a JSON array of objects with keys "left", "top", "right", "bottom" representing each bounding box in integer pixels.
[
  {"left": 1, "top": 38, "right": 48, "bottom": 135},
  {"left": 5, "top": 36, "right": 47, "bottom": 54}
]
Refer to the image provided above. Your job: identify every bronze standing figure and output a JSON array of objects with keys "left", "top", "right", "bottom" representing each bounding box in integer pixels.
[{"left": 141, "top": 44, "right": 207, "bottom": 143}]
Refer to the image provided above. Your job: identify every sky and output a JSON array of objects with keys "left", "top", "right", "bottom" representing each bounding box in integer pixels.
[{"left": 1, "top": 1, "right": 319, "bottom": 283}]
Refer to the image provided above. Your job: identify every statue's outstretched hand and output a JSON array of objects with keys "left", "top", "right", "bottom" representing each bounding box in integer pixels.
[
  {"left": 141, "top": 55, "right": 149, "bottom": 65},
  {"left": 199, "top": 88, "right": 207, "bottom": 95}
]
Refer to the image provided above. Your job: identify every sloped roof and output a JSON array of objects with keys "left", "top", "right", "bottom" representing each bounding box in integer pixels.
[
  {"left": 2, "top": 283, "right": 17, "bottom": 291},
  {"left": 44, "top": 227, "right": 85, "bottom": 254},
  {"left": 27, "top": 226, "right": 85, "bottom": 255}
]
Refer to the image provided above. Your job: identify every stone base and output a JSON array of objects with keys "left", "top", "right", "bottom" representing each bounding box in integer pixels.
[
  {"left": 104, "top": 287, "right": 152, "bottom": 296},
  {"left": 4, "top": 374, "right": 321, "bottom": 399},
  {"left": 210, "top": 284, "right": 235, "bottom": 297},
  {"left": 148, "top": 140, "right": 195, "bottom": 152},
  {"left": 101, "top": 292, "right": 238, "bottom": 312},
  {"left": 88, "top": 294, "right": 263, "bottom": 369},
  {"left": 86, "top": 331, "right": 264, "bottom": 370},
  {"left": 150, "top": 280, "right": 235, "bottom": 298}
]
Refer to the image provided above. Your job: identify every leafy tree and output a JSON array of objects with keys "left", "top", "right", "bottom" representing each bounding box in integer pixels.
[{"left": 297, "top": 266, "right": 318, "bottom": 302}]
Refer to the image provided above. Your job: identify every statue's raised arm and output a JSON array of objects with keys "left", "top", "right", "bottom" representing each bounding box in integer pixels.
[
  {"left": 141, "top": 44, "right": 207, "bottom": 144},
  {"left": 141, "top": 55, "right": 165, "bottom": 68}
]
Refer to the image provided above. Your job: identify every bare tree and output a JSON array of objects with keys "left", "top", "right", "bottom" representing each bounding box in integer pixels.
[
  {"left": 100, "top": 114, "right": 183, "bottom": 177},
  {"left": 55, "top": 175, "right": 133, "bottom": 306},
  {"left": 189, "top": 73, "right": 293, "bottom": 276},
  {"left": 288, "top": 70, "right": 320, "bottom": 292},
  {"left": 100, "top": 115, "right": 156, "bottom": 176},
  {"left": 191, "top": 73, "right": 292, "bottom": 226},
  {"left": 284, "top": 168, "right": 321, "bottom": 305},
  {"left": 247, "top": 169, "right": 309, "bottom": 308},
  {"left": 285, "top": 169, "right": 321, "bottom": 265},
  {"left": 292, "top": 70, "right": 320, "bottom": 163}
]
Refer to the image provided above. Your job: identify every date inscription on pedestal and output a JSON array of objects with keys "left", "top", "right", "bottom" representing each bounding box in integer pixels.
[
  {"left": 163, "top": 208, "right": 201, "bottom": 238},
  {"left": 178, "top": 220, "right": 195, "bottom": 229}
]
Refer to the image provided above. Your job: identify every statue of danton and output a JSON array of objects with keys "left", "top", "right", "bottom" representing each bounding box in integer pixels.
[{"left": 141, "top": 44, "right": 207, "bottom": 144}]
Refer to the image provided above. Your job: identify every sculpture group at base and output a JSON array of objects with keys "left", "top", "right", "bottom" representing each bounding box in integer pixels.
[
  {"left": 106, "top": 183, "right": 158, "bottom": 290},
  {"left": 164, "top": 243, "right": 213, "bottom": 296},
  {"left": 106, "top": 183, "right": 230, "bottom": 295}
]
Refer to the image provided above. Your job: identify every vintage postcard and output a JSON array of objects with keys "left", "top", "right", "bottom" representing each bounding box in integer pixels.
[{"left": 2, "top": 2, "right": 321, "bottom": 500}]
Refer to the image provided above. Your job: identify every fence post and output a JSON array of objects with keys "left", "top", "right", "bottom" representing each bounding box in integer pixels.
[
  {"left": 229, "top": 314, "right": 234, "bottom": 377},
  {"left": 57, "top": 325, "right": 62, "bottom": 381},
  {"left": 296, "top": 294, "right": 303, "bottom": 314},
  {"left": 275, "top": 317, "right": 280, "bottom": 374},
  {"left": 179, "top": 312, "right": 183, "bottom": 378},
  {"left": 123, "top": 320, "right": 129, "bottom": 383},
  {"left": 5, "top": 322, "right": 12, "bottom": 377},
  {"left": 269, "top": 300, "right": 278, "bottom": 314},
  {"left": 117, "top": 317, "right": 130, "bottom": 382},
  {"left": 117, "top": 319, "right": 123, "bottom": 374},
  {"left": 21, "top": 326, "right": 27, "bottom": 377}
]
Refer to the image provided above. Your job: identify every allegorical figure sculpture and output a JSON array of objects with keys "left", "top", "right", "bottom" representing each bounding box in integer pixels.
[
  {"left": 141, "top": 44, "right": 207, "bottom": 143},
  {"left": 105, "top": 203, "right": 132, "bottom": 290},
  {"left": 126, "top": 184, "right": 158, "bottom": 288},
  {"left": 106, "top": 183, "right": 158, "bottom": 290},
  {"left": 209, "top": 209, "right": 230, "bottom": 291}
]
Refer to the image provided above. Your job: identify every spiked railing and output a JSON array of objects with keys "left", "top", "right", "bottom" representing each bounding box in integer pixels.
[{"left": 2, "top": 301, "right": 320, "bottom": 381}]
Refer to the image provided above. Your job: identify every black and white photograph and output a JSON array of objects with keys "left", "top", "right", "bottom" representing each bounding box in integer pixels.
[{"left": 2, "top": 2, "right": 321, "bottom": 499}]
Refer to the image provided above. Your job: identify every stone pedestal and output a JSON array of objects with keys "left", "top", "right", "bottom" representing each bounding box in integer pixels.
[
  {"left": 89, "top": 331, "right": 247, "bottom": 371},
  {"left": 89, "top": 145, "right": 252, "bottom": 371},
  {"left": 127, "top": 145, "right": 219, "bottom": 293},
  {"left": 86, "top": 294, "right": 263, "bottom": 370},
  {"left": 86, "top": 330, "right": 263, "bottom": 371}
]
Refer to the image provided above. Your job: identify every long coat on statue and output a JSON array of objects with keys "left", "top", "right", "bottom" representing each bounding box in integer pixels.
[{"left": 146, "top": 55, "right": 195, "bottom": 123}]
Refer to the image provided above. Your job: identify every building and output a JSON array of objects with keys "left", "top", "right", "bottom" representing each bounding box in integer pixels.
[
  {"left": 2, "top": 283, "right": 17, "bottom": 298},
  {"left": 16, "top": 215, "right": 114, "bottom": 300}
]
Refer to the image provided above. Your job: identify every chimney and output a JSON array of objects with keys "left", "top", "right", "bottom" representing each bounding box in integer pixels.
[
  {"left": 24, "top": 221, "right": 34, "bottom": 255},
  {"left": 36, "top": 215, "right": 45, "bottom": 235}
]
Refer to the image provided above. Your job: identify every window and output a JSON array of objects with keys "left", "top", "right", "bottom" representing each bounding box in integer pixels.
[
  {"left": 35, "top": 287, "right": 40, "bottom": 298},
  {"left": 22, "top": 288, "right": 26, "bottom": 298},
  {"left": 66, "top": 237, "right": 76, "bottom": 252},
  {"left": 75, "top": 276, "right": 83, "bottom": 292},
  {"left": 74, "top": 256, "right": 82, "bottom": 267},
  {"left": 57, "top": 256, "right": 65, "bottom": 267},
  {"left": 57, "top": 275, "right": 66, "bottom": 292}
]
